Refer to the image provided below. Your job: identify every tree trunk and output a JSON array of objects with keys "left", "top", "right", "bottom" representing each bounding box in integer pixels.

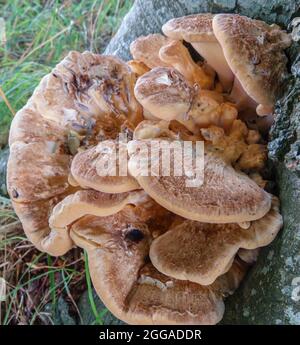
[{"left": 0, "top": 147, "right": 9, "bottom": 197}]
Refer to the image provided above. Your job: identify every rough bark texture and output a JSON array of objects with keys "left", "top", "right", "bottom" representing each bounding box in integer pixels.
[{"left": 0, "top": 147, "right": 9, "bottom": 197}]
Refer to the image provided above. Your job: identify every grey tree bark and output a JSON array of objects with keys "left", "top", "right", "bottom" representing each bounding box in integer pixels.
[{"left": 0, "top": 147, "right": 9, "bottom": 197}]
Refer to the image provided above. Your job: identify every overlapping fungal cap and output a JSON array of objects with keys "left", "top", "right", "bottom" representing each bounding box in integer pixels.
[
  {"left": 200, "top": 120, "right": 267, "bottom": 169},
  {"left": 8, "top": 106, "right": 67, "bottom": 146},
  {"left": 134, "top": 66, "right": 237, "bottom": 133},
  {"left": 40, "top": 190, "right": 148, "bottom": 256},
  {"left": 150, "top": 197, "right": 282, "bottom": 285},
  {"left": 7, "top": 92, "right": 73, "bottom": 253},
  {"left": 159, "top": 40, "right": 214, "bottom": 89},
  {"left": 130, "top": 34, "right": 172, "bottom": 69},
  {"left": 134, "top": 67, "right": 195, "bottom": 122},
  {"left": 7, "top": 51, "right": 144, "bottom": 255},
  {"left": 70, "top": 198, "right": 248, "bottom": 325},
  {"left": 238, "top": 248, "right": 260, "bottom": 265},
  {"left": 11, "top": 190, "right": 76, "bottom": 255},
  {"left": 162, "top": 13, "right": 233, "bottom": 91},
  {"left": 212, "top": 14, "right": 291, "bottom": 115},
  {"left": 128, "top": 139, "right": 271, "bottom": 223},
  {"left": 71, "top": 140, "right": 140, "bottom": 193},
  {"left": 49, "top": 190, "right": 147, "bottom": 229},
  {"left": 162, "top": 13, "right": 216, "bottom": 42},
  {"left": 162, "top": 13, "right": 291, "bottom": 116},
  {"left": 8, "top": 141, "right": 71, "bottom": 203},
  {"left": 33, "top": 51, "right": 143, "bottom": 128},
  {"left": 133, "top": 120, "right": 202, "bottom": 142},
  {"left": 127, "top": 60, "right": 150, "bottom": 77},
  {"left": 7, "top": 140, "right": 74, "bottom": 254}
]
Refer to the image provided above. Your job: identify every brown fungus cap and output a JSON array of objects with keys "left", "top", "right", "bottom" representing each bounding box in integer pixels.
[
  {"left": 238, "top": 248, "right": 260, "bottom": 265},
  {"left": 7, "top": 51, "right": 144, "bottom": 255},
  {"left": 134, "top": 67, "right": 195, "bottom": 122},
  {"left": 70, "top": 202, "right": 248, "bottom": 325},
  {"left": 42, "top": 190, "right": 149, "bottom": 256},
  {"left": 162, "top": 13, "right": 234, "bottom": 91},
  {"left": 150, "top": 196, "right": 282, "bottom": 285},
  {"left": 7, "top": 102, "right": 74, "bottom": 254},
  {"left": 12, "top": 190, "right": 76, "bottom": 255},
  {"left": 162, "top": 13, "right": 216, "bottom": 42},
  {"left": 7, "top": 141, "right": 71, "bottom": 204},
  {"left": 130, "top": 34, "right": 172, "bottom": 69},
  {"left": 127, "top": 60, "right": 150, "bottom": 77},
  {"left": 128, "top": 139, "right": 271, "bottom": 223},
  {"left": 212, "top": 14, "right": 291, "bottom": 114},
  {"left": 71, "top": 140, "right": 139, "bottom": 193},
  {"left": 159, "top": 40, "right": 214, "bottom": 89},
  {"left": 133, "top": 119, "right": 202, "bottom": 142},
  {"left": 49, "top": 189, "right": 147, "bottom": 229},
  {"left": 33, "top": 51, "right": 143, "bottom": 128},
  {"left": 134, "top": 66, "right": 237, "bottom": 133},
  {"left": 8, "top": 106, "right": 67, "bottom": 146}
]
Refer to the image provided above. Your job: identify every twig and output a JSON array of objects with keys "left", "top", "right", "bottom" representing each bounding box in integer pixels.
[{"left": 0, "top": 85, "right": 15, "bottom": 116}]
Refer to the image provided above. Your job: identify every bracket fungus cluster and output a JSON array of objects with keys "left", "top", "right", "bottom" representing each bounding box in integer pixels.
[{"left": 7, "top": 13, "right": 290, "bottom": 324}]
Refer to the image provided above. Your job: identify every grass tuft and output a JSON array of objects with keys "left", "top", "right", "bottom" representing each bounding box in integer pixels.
[{"left": 0, "top": 0, "right": 133, "bottom": 136}]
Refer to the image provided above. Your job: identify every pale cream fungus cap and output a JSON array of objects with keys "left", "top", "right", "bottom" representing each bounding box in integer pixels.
[
  {"left": 162, "top": 13, "right": 216, "bottom": 42},
  {"left": 70, "top": 201, "right": 248, "bottom": 325},
  {"left": 212, "top": 14, "right": 291, "bottom": 113},
  {"left": 130, "top": 33, "right": 172, "bottom": 68},
  {"left": 71, "top": 140, "right": 140, "bottom": 193},
  {"left": 162, "top": 13, "right": 233, "bottom": 91},
  {"left": 7, "top": 51, "right": 143, "bottom": 255},
  {"left": 128, "top": 139, "right": 272, "bottom": 224},
  {"left": 150, "top": 197, "right": 282, "bottom": 285}
]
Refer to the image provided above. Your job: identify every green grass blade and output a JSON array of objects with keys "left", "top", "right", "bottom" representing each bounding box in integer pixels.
[{"left": 84, "top": 250, "right": 103, "bottom": 325}]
